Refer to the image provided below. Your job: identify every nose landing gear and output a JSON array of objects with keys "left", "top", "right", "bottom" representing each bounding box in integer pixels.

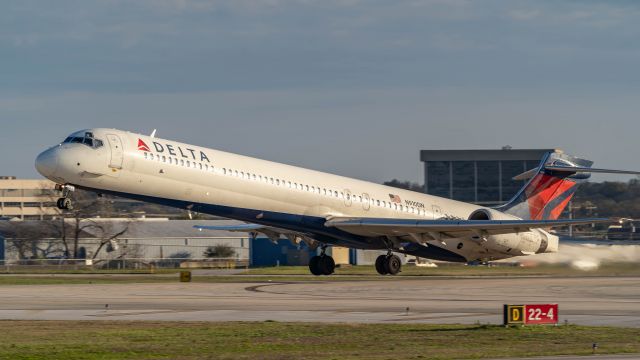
[
  {"left": 308, "top": 246, "right": 336, "bottom": 276},
  {"left": 55, "top": 184, "right": 75, "bottom": 211},
  {"left": 56, "top": 197, "right": 73, "bottom": 211}
]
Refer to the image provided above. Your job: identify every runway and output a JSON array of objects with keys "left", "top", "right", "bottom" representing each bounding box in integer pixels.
[{"left": 0, "top": 276, "right": 638, "bottom": 326}]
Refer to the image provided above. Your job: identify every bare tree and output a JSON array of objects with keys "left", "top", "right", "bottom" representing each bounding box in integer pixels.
[
  {"left": 4, "top": 221, "right": 66, "bottom": 260},
  {"left": 34, "top": 186, "right": 132, "bottom": 259},
  {"left": 4, "top": 223, "right": 41, "bottom": 259},
  {"left": 90, "top": 221, "right": 131, "bottom": 260},
  {"left": 58, "top": 190, "right": 118, "bottom": 258}
]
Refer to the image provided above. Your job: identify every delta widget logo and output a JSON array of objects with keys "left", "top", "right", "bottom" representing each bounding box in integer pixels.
[{"left": 138, "top": 139, "right": 151, "bottom": 152}]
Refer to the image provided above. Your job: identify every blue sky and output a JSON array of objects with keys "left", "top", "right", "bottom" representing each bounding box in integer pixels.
[{"left": 2, "top": 0, "right": 640, "bottom": 183}]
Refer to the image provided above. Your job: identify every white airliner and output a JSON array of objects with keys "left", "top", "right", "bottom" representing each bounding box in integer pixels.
[{"left": 35, "top": 129, "right": 638, "bottom": 275}]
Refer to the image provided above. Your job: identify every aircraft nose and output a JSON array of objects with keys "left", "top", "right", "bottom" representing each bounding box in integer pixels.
[{"left": 35, "top": 147, "right": 60, "bottom": 179}]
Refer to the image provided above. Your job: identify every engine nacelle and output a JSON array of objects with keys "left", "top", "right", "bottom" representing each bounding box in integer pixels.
[
  {"left": 468, "top": 208, "right": 522, "bottom": 221},
  {"left": 467, "top": 208, "right": 557, "bottom": 256}
]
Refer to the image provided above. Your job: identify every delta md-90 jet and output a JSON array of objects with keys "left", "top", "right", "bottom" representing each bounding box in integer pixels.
[{"left": 35, "top": 129, "right": 639, "bottom": 275}]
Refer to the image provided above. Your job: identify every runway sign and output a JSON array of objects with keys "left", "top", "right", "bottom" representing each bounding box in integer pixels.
[
  {"left": 180, "top": 271, "right": 192, "bottom": 282},
  {"left": 504, "top": 304, "right": 558, "bottom": 325}
]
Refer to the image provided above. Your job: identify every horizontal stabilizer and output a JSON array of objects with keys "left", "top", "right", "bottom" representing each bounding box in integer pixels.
[
  {"left": 545, "top": 165, "right": 640, "bottom": 176},
  {"left": 513, "top": 166, "right": 640, "bottom": 181}
]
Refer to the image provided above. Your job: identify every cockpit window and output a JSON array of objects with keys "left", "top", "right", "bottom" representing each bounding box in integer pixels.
[
  {"left": 63, "top": 133, "right": 104, "bottom": 149},
  {"left": 64, "top": 137, "right": 84, "bottom": 144}
]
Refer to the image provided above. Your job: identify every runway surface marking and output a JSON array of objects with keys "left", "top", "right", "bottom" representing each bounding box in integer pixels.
[{"left": 0, "top": 276, "right": 638, "bottom": 326}]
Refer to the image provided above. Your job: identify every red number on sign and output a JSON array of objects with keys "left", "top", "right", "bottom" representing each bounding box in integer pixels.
[
  {"left": 524, "top": 304, "right": 558, "bottom": 324},
  {"left": 528, "top": 308, "right": 542, "bottom": 321},
  {"left": 547, "top": 308, "right": 554, "bottom": 320}
]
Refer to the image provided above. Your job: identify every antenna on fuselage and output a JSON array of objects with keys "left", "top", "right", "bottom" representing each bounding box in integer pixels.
[{"left": 150, "top": 129, "right": 157, "bottom": 138}]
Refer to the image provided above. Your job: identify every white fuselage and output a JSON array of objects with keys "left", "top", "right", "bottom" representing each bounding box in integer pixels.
[{"left": 35, "top": 128, "right": 558, "bottom": 263}]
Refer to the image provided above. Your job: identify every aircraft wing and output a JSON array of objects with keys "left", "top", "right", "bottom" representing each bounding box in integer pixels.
[
  {"left": 194, "top": 224, "right": 266, "bottom": 232},
  {"left": 325, "top": 217, "right": 617, "bottom": 240},
  {"left": 194, "top": 223, "right": 318, "bottom": 247}
]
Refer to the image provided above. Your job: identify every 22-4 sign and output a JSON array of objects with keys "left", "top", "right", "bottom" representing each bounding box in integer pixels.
[{"left": 504, "top": 304, "right": 558, "bottom": 325}]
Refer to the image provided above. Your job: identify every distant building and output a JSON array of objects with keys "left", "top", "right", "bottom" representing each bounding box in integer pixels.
[
  {"left": 0, "top": 217, "right": 368, "bottom": 267},
  {"left": 0, "top": 177, "right": 58, "bottom": 220},
  {"left": 0, "top": 177, "right": 192, "bottom": 220},
  {"left": 0, "top": 219, "right": 250, "bottom": 264},
  {"left": 420, "top": 148, "right": 555, "bottom": 205},
  {"left": 80, "top": 219, "right": 251, "bottom": 260}
]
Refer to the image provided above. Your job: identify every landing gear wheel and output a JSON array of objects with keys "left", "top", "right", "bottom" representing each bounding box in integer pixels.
[
  {"left": 63, "top": 198, "right": 73, "bottom": 210},
  {"left": 309, "top": 255, "right": 335, "bottom": 276},
  {"left": 384, "top": 255, "right": 402, "bottom": 275},
  {"left": 375, "top": 255, "right": 389, "bottom": 275},
  {"left": 309, "top": 256, "right": 323, "bottom": 276},
  {"left": 56, "top": 198, "right": 73, "bottom": 210},
  {"left": 319, "top": 255, "right": 335, "bottom": 275}
]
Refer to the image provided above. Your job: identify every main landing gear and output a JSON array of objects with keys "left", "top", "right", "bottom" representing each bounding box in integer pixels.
[
  {"left": 55, "top": 184, "right": 75, "bottom": 211},
  {"left": 375, "top": 253, "right": 402, "bottom": 275},
  {"left": 309, "top": 246, "right": 336, "bottom": 276}
]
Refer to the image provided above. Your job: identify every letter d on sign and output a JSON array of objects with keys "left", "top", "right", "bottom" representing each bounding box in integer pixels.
[{"left": 504, "top": 304, "right": 525, "bottom": 325}]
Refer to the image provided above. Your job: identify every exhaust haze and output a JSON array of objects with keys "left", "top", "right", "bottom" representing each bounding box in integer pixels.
[{"left": 522, "top": 243, "right": 640, "bottom": 270}]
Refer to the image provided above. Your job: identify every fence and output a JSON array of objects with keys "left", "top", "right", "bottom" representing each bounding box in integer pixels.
[{"left": 0, "top": 257, "right": 249, "bottom": 271}]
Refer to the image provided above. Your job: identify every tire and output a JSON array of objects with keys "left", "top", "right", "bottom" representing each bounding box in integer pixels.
[
  {"left": 309, "top": 256, "right": 323, "bottom": 276},
  {"left": 319, "top": 255, "right": 335, "bottom": 275},
  {"left": 375, "top": 255, "right": 388, "bottom": 275},
  {"left": 56, "top": 198, "right": 65, "bottom": 210},
  {"left": 62, "top": 198, "right": 73, "bottom": 211},
  {"left": 385, "top": 255, "right": 402, "bottom": 275}
]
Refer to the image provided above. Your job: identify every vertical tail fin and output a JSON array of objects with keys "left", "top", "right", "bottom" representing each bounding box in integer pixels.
[
  {"left": 497, "top": 151, "right": 591, "bottom": 220},
  {"left": 498, "top": 151, "right": 640, "bottom": 220}
]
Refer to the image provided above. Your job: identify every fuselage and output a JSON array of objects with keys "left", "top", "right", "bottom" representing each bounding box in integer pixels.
[{"left": 35, "top": 128, "right": 558, "bottom": 263}]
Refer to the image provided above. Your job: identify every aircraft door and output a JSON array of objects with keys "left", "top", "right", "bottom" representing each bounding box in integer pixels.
[
  {"left": 362, "top": 193, "right": 370, "bottom": 211},
  {"left": 106, "top": 134, "right": 124, "bottom": 169},
  {"left": 344, "top": 189, "right": 353, "bottom": 207}
]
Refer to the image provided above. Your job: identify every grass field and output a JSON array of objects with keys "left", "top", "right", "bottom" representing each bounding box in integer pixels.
[{"left": 0, "top": 321, "right": 638, "bottom": 360}]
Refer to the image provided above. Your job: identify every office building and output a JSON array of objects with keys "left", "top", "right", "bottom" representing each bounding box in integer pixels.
[
  {"left": 420, "top": 148, "right": 556, "bottom": 205},
  {"left": 0, "top": 177, "right": 59, "bottom": 220}
]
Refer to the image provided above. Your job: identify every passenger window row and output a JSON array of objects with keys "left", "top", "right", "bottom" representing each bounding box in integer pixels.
[
  {"left": 220, "top": 167, "right": 345, "bottom": 200},
  {"left": 144, "top": 152, "right": 214, "bottom": 172},
  {"left": 142, "top": 152, "right": 425, "bottom": 216}
]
